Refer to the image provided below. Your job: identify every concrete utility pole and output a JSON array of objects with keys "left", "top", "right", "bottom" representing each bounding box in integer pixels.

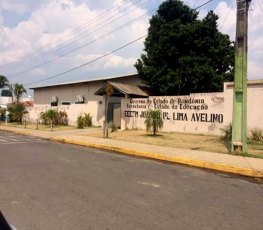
[{"left": 232, "top": 0, "right": 251, "bottom": 154}]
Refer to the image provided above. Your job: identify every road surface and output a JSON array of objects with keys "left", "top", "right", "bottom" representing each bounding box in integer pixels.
[{"left": 0, "top": 131, "right": 262, "bottom": 230}]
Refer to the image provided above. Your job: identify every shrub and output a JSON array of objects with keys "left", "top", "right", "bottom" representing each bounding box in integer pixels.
[
  {"left": 144, "top": 109, "right": 163, "bottom": 136},
  {"left": 77, "top": 115, "right": 85, "bottom": 129},
  {"left": 109, "top": 122, "right": 118, "bottom": 132},
  {"left": 76, "top": 113, "right": 92, "bottom": 129},
  {"left": 250, "top": 128, "right": 263, "bottom": 142},
  {"left": 45, "top": 109, "right": 59, "bottom": 131},
  {"left": 40, "top": 111, "right": 48, "bottom": 125},
  {"left": 58, "top": 111, "right": 68, "bottom": 125},
  {"left": 7, "top": 104, "right": 28, "bottom": 123},
  {"left": 221, "top": 123, "right": 232, "bottom": 141},
  {"left": 40, "top": 110, "right": 68, "bottom": 126},
  {"left": 83, "top": 113, "right": 92, "bottom": 127}
]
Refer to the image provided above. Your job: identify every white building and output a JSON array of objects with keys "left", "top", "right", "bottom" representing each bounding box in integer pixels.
[{"left": 29, "top": 73, "right": 263, "bottom": 136}]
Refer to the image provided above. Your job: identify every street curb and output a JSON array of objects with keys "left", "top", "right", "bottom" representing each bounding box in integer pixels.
[
  {"left": 51, "top": 137, "right": 263, "bottom": 178},
  {"left": 0, "top": 127, "right": 34, "bottom": 136}
]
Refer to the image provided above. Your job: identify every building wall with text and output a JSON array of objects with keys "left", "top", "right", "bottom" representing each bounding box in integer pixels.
[{"left": 121, "top": 81, "right": 263, "bottom": 135}]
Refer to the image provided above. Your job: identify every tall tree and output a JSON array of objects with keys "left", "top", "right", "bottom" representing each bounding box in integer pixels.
[
  {"left": 8, "top": 84, "right": 14, "bottom": 103},
  {"left": 0, "top": 75, "right": 9, "bottom": 89},
  {"left": 13, "top": 83, "right": 27, "bottom": 103},
  {"left": 134, "top": 0, "right": 234, "bottom": 95}
]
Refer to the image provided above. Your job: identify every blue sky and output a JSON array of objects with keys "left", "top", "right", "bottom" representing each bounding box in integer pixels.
[{"left": 0, "top": 0, "right": 263, "bottom": 92}]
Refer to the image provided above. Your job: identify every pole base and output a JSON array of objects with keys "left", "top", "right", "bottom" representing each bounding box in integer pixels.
[{"left": 232, "top": 142, "right": 243, "bottom": 155}]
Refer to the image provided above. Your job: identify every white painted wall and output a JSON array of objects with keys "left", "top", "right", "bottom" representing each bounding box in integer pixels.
[
  {"left": 121, "top": 81, "right": 263, "bottom": 136},
  {"left": 28, "top": 101, "right": 105, "bottom": 127},
  {"left": 0, "top": 97, "right": 12, "bottom": 106}
]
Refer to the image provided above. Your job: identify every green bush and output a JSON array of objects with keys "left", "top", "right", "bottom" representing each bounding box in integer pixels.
[
  {"left": 83, "top": 113, "right": 92, "bottom": 127},
  {"left": 7, "top": 104, "right": 28, "bottom": 123},
  {"left": 77, "top": 115, "right": 85, "bottom": 129},
  {"left": 220, "top": 123, "right": 232, "bottom": 141},
  {"left": 76, "top": 113, "right": 92, "bottom": 129},
  {"left": 40, "top": 110, "right": 68, "bottom": 125},
  {"left": 250, "top": 128, "right": 263, "bottom": 142}
]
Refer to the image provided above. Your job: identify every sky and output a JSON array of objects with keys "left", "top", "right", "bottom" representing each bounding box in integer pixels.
[{"left": 0, "top": 0, "right": 263, "bottom": 94}]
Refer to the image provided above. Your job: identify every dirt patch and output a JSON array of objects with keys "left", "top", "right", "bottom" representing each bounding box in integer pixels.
[{"left": 89, "top": 129, "right": 263, "bottom": 157}]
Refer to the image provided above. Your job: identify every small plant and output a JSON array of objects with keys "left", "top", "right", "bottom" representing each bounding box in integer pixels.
[
  {"left": 109, "top": 122, "right": 118, "bottom": 132},
  {"left": 7, "top": 103, "right": 28, "bottom": 123},
  {"left": 77, "top": 113, "right": 92, "bottom": 129},
  {"left": 221, "top": 123, "right": 232, "bottom": 141},
  {"left": 250, "top": 128, "right": 263, "bottom": 142},
  {"left": 58, "top": 111, "right": 68, "bottom": 125},
  {"left": 144, "top": 109, "right": 163, "bottom": 136},
  {"left": 83, "top": 113, "right": 92, "bottom": 127},
  {"left": 45, "top": 109, "right": 59, "bottom": 131},
  {"left": 77, "top": 115, "right": 85, "bottom": 129},
  {"left": 40, "top": 111, "right": 48, "bottom": 125}
]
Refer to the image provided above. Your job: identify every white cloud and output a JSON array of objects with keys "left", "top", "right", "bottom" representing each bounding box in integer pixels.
[
  {"left": 0, "top": 0, "right": 150, "bottom": 85},
  {"left": 215, "top": 1, "right": 236, "bottom": 40},
  {"left": 0, "top": 0, "right": 30, "bottom": 14},
  {"left": 104, "top": 55, "right": 136, "bottom": 68},
  {"left": 1, "top": 0, "right": 262, "bottom": 86}
]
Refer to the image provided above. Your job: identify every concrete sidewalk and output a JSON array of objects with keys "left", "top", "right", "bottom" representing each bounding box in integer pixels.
[{"left": 1, "top": 125, "right": 263, "bottom": 178}]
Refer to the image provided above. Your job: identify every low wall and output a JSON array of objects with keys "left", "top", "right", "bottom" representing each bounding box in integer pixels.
[
  {"left": 121, "top": 85, "right": 263, "bottom": 136},
  {"left": 27, "top": 102, "right": 105, "bottom": 127}
]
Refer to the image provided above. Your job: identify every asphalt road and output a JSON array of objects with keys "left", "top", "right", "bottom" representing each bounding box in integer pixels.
[{"left": 0, "top": 131, "right": 262, "bottom": 230}]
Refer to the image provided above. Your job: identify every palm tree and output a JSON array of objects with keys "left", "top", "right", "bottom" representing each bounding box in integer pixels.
[
  {"left": 144, "top": 109, "right": 163, "bottom": 136},
  {"left": 0, "top": 75, "right": 9, "bottom": 89},
  {"left": 45, "top": 109, "right": 59, "bottom": 131},
  {"left": 13, "top": 83, "right": 27, "bottom": 103},
  {"left": 8, "top": 84, "right": 14, "bottom": 103}
]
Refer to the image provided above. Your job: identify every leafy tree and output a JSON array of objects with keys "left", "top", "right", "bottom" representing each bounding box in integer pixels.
[
  {"left": 1, "top": 89, "right": 12, "bottom": 97},
  {"left": 135, "top": 0, "right": 234, "bottom": 95},
  {"left": 144, "top": 109, "right": 163, "bottom": 136},
  {"left": 0, "top": 75, "right": 9, "bottom": 89},
  {"left": 7, "top": 104, "right": 28, "bottom": 123},
  {"left": 45, "top": 109, "right": 59, "bottom": 131},
  {"left": 13, "top": 83, "right": 27, "bottom": 103}
]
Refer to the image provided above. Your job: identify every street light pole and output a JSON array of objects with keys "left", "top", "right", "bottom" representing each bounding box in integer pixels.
[{"left": 232, "top": 0, "right": 251, "bottom": 154}]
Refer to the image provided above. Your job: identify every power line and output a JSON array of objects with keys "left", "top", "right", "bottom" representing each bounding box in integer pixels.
[
  {"left": 219, "top": 0, "right": 236, "bottom": 31},
  {"left": 25, "top": 34, "right": 147, "bottom": 87},
  {"left": 194, "top": 0, "right": 213, "bottom": 10},
  {"left": 0, "top": 0, "right": 143, "bottom": 68},
  {"left": 7, "top": 2, "right": 156, "bottom": 78}
]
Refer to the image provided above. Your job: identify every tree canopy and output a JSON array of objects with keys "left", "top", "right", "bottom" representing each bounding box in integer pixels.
[
  {"left": 0, "top": 75, "right": 9, "bottom": 89},
  {"left": 135, "top": 0, "right": 234, "bottom": 95},
  {"left": 13, "top": 83, "right": 27, "bottom": 103}
]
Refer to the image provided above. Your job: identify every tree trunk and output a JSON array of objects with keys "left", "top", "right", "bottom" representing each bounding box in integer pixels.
[{"left": 103, "top": 95, "right": 109, "bottom": 138}]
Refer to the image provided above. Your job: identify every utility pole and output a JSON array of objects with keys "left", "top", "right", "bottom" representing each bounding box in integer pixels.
[{"left": 232, "top": 0, "right": 251, "bottom": 154}]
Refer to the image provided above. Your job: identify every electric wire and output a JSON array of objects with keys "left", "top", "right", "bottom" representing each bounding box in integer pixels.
[
  {"left": 7, "top": 1, "right": 156, "bottom": 78},
  {"left": 219, "top": 0, "right": 236, "bottom": 31},
  {"left": 4, "top": 0, "right": 218, "bottom": 87},
  {"left": 194, "top": 0, "right": 213, "bottom": 10},
  {"left": 8, "top": 8, "right": 155, "bottom": 79},
  {"left": 0, "top": 0, "right": 144, "bottom": 68},
  {"left": 24, "top": 34, "right": 147, "bottom": 87}
]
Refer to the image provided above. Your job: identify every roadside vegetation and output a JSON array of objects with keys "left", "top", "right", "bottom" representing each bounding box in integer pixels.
[
  {"left": 77, "top": 113, "right": 92, "bottom": 129},
  {"left": 88, "top": 129, "right": 263, "bottom": 159},
  {"left": 144, "top": 109, "right": 163, "bottom": 136}
]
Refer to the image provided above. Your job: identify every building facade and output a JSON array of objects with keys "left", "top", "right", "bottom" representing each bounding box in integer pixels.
[
  {"left": 29, "top": 74, "right": 148, "bottom": 127},
  {"left": 29, "top": 74, "right": 263, "bottom": 136}
]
